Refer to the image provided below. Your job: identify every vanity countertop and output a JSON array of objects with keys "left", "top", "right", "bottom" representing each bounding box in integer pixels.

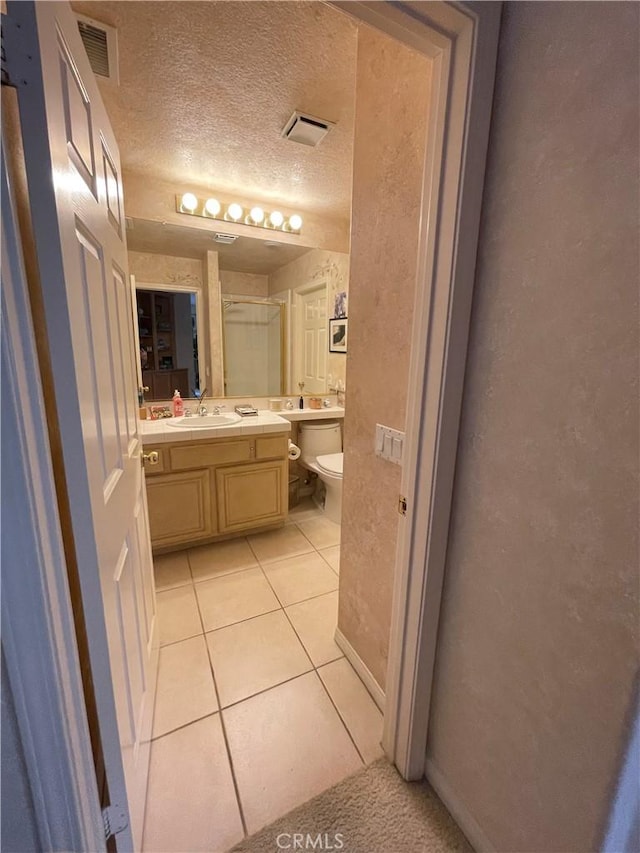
[
  {"left": 140, "top": 406, "right": 345, "bottom": 444},
  {"left": 277, "top": 406, "right": 345, "bottom": 422},
  {"left": 141, "top": 411, "right": 292, "bottom": 444}
]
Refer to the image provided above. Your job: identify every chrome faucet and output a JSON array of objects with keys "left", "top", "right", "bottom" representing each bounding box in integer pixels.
[{"left": 197, "top": 387, "right": 208, "bottom": 416}]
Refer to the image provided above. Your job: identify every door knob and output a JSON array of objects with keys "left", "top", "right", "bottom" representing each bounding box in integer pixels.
[{"left": 142, "top": 451, "right": 159, "bottom": 465}]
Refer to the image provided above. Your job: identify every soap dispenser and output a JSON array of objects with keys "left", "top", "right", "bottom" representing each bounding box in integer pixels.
[{"left": 172, "top": 389, "right": 184, "bottom": 418}]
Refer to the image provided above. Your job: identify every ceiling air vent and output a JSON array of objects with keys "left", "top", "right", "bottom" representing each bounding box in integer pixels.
[
  {"left": 76, "top": 14, "right": 119, "bottom": 83},
  {"left": 281, "top": 111, "right": 335, "bottom": 147},
  {"left": 214, "top": 234, "right": 239, "bottom": 245}
]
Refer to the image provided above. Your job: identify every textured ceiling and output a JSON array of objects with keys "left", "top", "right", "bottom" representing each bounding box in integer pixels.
[
  {"left": 71, "top": 1, "right": 357, "bottom": 221},
  {"left": 127, "top": 218, "right": 313, "bottom": 274}
]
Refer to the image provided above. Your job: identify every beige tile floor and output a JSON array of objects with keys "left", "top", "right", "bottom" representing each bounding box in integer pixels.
[{"left": 143, "top": 499, "right": 383, "bottom": 852}]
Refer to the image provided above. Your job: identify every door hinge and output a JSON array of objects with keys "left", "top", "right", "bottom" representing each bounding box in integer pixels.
[
  {"left": 102, "top": 804, "right": 128, "bottom": 841},
  {"left": 1, "top": 13, "right": 35, "bottom": 89},
  {"left": 398, "top": 495, "right": 408, "bottom": 516}
]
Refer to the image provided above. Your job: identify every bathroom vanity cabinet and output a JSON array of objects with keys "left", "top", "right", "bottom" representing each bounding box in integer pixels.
[{"left": 143, "top": 432, "right": 289, "bottom": 552}]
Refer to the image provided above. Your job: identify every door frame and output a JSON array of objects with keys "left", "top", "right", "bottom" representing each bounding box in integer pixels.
[
  {"left": 331, "top": 0, "right": 501, "bottom": 780},
  {"left": 1, "top": 0, "right": 501, "bottom": 846}
]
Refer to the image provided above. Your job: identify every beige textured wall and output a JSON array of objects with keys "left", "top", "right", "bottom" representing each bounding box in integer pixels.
[
  {"left": 427, "top": 4, "right": 639, "bottom": 852},
  {"left": 269, "top": 248, "right": 351, "bottom": 391},
  {"left": 220, "top": 270, "right": 269, "bottom": 298},
  {"left": 338, "top": 28, "right": 432, "bottom": 689},
  {"left": 128, "top": 250, "right": 203, "bottom": 287}
]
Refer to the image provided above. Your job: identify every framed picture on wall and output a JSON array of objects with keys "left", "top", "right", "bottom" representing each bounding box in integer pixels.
[{"left": 329, "top": 317, "right": 348, "bottom": 353}]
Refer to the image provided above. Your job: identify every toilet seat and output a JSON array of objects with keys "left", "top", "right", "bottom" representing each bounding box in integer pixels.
[{"left": 316, "top": 452, "right": 343, "bottom": 477}]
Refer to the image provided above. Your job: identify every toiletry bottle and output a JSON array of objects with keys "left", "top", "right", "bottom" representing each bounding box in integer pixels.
[
  {"left": 172, "top": 390, "right": 184, "bottom": 418},
  {"left": 298, "top": 381, "right": 305, "bottom": 410}
]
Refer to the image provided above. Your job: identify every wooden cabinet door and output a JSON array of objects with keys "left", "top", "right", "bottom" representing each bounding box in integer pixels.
[
  {"left": 216, "top": 461, "right": 287, "bottom": 534},
  {"left": 142, "top": 369, "right": 155, "bottom": 399},
  {"left": 146, "top": 469, "right": 214, "bottom": 547},
  {"left": 169, "top": 368, "right": 189, "bottom": 397},
  {"left": 153, "top": 371, "right": 173, "bottom": 400}
]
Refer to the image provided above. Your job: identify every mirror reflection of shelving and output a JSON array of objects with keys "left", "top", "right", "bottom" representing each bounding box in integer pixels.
[{"left": 136, "top": 289, "right": 198, "bottom": 400}]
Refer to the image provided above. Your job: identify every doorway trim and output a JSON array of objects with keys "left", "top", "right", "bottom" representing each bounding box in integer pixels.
[
  {"left": 331, "top": 0, "right": 501, "bottom": 781},
  {"left": 1, "top": 0, "right": 502, "bottom": 846}
]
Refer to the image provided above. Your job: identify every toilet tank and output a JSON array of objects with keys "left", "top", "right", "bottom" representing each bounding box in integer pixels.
[{"left": 298, "top": 421, "right": 342, "bottom": 461}]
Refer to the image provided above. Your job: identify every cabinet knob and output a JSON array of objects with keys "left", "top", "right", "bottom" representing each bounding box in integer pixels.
[{"left": 142, "top": 451, "right": 159, "bottom": 465}]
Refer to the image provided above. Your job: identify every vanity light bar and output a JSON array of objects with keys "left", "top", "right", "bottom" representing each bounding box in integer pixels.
[{"left": 176, "top": 194, "right": 303, "bottom": 233}]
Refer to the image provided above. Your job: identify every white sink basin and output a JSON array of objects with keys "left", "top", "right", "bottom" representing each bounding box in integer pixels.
[{"left": 167, "top": 413, "right": 242, "bottom": 429}]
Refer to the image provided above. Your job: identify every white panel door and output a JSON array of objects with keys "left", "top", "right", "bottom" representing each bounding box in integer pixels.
[
  {"left": 296, "top": 285, "right": 327, "bottom": 393},
  {"left": 9, "top": 2, "right": 158, "bottom": 849}
]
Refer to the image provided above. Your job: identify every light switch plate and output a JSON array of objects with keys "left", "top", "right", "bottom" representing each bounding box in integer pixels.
[{"left": 375, "top": 424, "right": 405, "bottom": 465}]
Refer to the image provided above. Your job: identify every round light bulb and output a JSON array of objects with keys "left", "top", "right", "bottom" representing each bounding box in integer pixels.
[
  {"left": 181, "top": 193, "right": 198, "bottom": 212},
  {"left": 288, "top": 214, "right": 303, "bottom": 231},
  {"left": 227, "top": 202, "right": 243, "bottom": 221},
  {"left": 269, "top": 211, "right": 284, "bottom": 228},
  {"left": 249, "top": 206, "right": 265, "bottom": 224},
  {"left": 204, "top": 198, "right": 221, "bottom": 217}
]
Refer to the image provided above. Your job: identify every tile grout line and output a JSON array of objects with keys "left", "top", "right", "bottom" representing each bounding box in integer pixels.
[
  {"left": 315, "top": 548, "right": 341, "bottom": 578},
  {"left": 271, "top": 542, "right": 364, "bottom": 765},
  {"left": 194, "top": 582, "right": 250, "bottom": 840},
  {"left": 293, "top": 522, "right": 319, "bottom": 550},
  {"left": 158, "top": 583, "right": 342, "bottom": 651},
  {"left": 150, "top": 709, "right": 219, "bottom": 743},
  {"left": 152, "top": 530, "right": 350, "bottom": 843},
  {"left": 203, "top": 588, "right": 337, "bottom": 634},
  {"left": 159, "top": 579, "right": 337, "bottom": 613},
  {"left": 219, "top": 668, "right": 316, "bottom": 713},
  {"left": 314, "top": 667, "right": 367, "bottom": 768},
  {"left": 255, "top": 551, "right": 339, "bottom": 610},
  {"left": 156, "top": 547, "right": 339, "bottom": 646},
  {"left": 256, "top": 544, "right": 365, "bottom": 766},
  {"left": 294, "top": 521, "right": 342, "bottom": 554},
  {"left": 253, "top": 546, "right": 316, "bottom": 567},
  {"left": 153, "top": 538, "right": 371, "bottom": 826},
  {"left": 259, "top": 562, "right": 316, "bottom": 671}
]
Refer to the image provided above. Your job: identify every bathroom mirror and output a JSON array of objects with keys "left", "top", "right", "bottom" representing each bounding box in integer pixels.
[
  {"left": 135, "top": 283, "right": 204, "bottom": 401},
  {"left": 222, "top": 298, "right": 285, "bottom": 396},
  {"left": 131, "top": 222, "right": 349, "bottom": 400}
]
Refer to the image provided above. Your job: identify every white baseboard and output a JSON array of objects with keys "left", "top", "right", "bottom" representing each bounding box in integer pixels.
[
  {"left": 425, "top": 757, "right": 496, "bottom": 853},
  {"left": 334, "top": 627, "right": 385, "bottom": 712}
]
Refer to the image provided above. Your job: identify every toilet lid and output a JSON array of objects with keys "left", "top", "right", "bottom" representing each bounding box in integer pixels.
[{"left": 316, "top": 453, "right": 343, "bottom": 476}]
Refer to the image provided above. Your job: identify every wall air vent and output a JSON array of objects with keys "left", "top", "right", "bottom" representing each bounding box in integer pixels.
[
  {"left": 281, "top": 111, "right": 335, "bottom": 147},
  {"left": 76, "top": 14, "right": 119, "bottom": 83},
  {"left": 214, "top": 233, "right": 239, "bottom": 245}
]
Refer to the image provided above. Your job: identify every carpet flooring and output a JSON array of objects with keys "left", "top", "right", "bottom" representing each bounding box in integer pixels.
[{"left": 232, "top": 758, "right": 472, "bottom": 853}]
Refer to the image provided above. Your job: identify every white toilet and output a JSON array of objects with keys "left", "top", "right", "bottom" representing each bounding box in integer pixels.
[{"left": 298, "top": 421, "right": 343, "bottom": 524}]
